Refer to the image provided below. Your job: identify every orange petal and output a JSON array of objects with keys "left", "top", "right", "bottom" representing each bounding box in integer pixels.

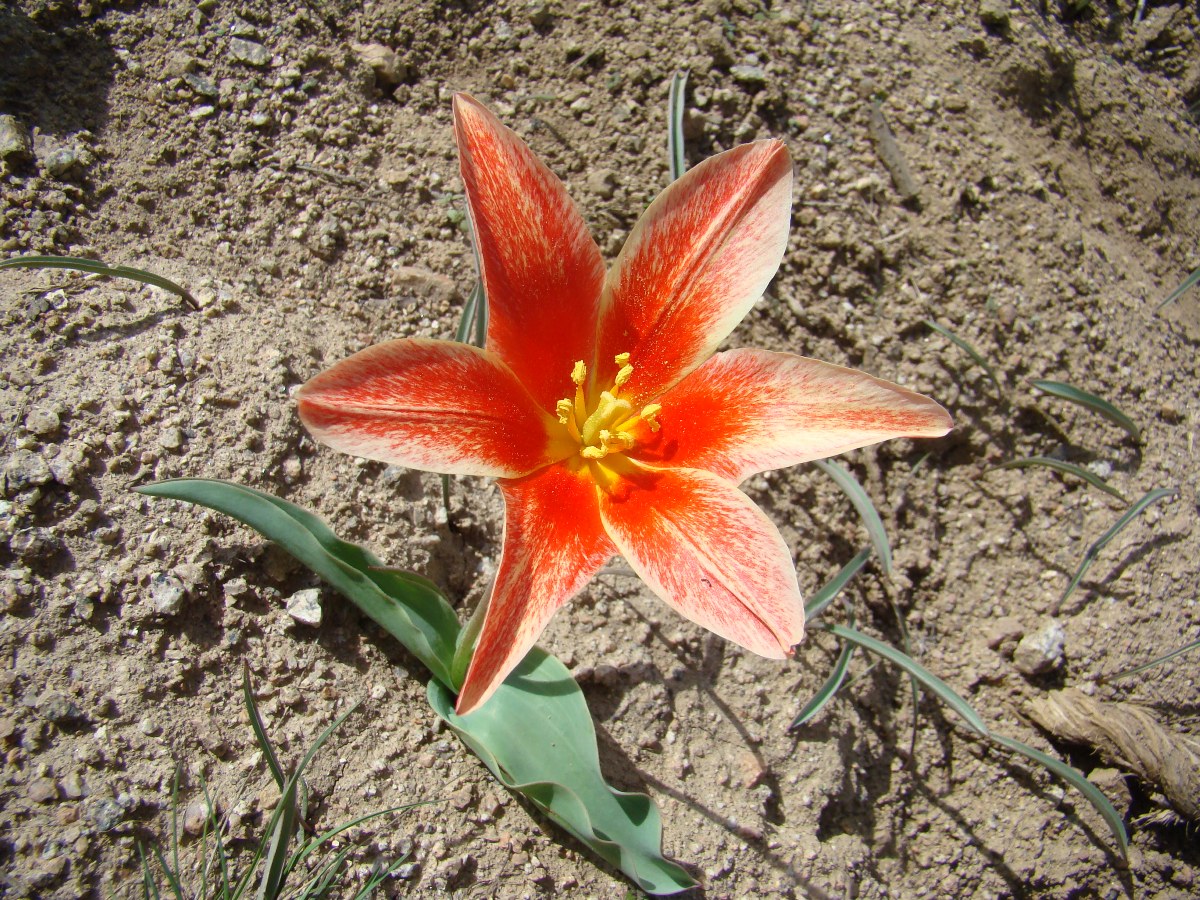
[
  {"left": 597, "top": 465, "right": 804, "bottom": 659},
  {"left": 297, "top": 338, "right": 554, "bottom": 478},
  {"left": 631, "top": 349, "right": 953, "bottom": 482},
  {"left": 456, "top": 462, "right": 616, "bottom": 714},
  {"left": 453, "top": 94, "right": 606, "bottom": 412},
  {"left": 594, "top": 140, "right": 793, "bottom": 405}
]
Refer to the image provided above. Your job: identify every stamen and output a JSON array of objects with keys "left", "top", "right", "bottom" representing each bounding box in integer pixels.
[
  {"left": 556, "top": 399, "right": 574, "bottom": 425},
  {"left": 640, "top": 403, "right": 662, "bottom": 432},
  {"left": 613, "top": 364, "right": 634, "bottom": 388},
  {"left": 614, "top": 352, "right": 631, "bottom": 366},
  {"left": 571, "top": 360, "right": 587, "bottom": 385}
]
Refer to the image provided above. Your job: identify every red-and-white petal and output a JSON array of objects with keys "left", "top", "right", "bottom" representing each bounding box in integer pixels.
[
  {"left": 456, "top": 462, "right": 616, "bottom": 714},
  {"left": 593, "top": 141, "right": 793, "bottom": 406},
  {"left": 297, "top": 338, "right": 555, "bottom": 478},
  {"left": 453, "top": 93, "right": 607, "bottom": 412},
  {"left": 630, "top": 348, "right": 954, "bottom": 482},
  {"left": 597, "top": 464, "right": 805, "bottom": 659}
]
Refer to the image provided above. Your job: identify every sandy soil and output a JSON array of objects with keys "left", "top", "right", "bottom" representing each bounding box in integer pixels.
[{"left": 2, "top": 0, "right": 1199, "bottom": 897}]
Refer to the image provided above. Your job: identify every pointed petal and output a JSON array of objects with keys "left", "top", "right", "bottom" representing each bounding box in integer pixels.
[
  {"left": 594, "top": 140, "right": 793, "bottom": 405},
  {"left": 631, "top": 349, "right": 954, "bottom": 482},
  {"left": 454, "top": 94, "right": 606, "bottom": 411},
  {"left": 297, "top": 338, "right": 556, "bottom": 478},
  {"left": 597, "top": 465, "right": 804, "bottom": 659},
  {"left": 457, "top": 462, "right": 616, "bottom": 714}
]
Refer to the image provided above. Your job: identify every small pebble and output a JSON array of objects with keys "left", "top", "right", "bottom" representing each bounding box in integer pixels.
[
  {"left": 28, "top": 777, "right": 59, "bottom": 803},
  {"left": 228, "top": 37, "right": 271, "bottom": 67},
  {"left": 37, "top": 691, "right": 86, "bottom": 727},
  {"left": 4, "top": 450, "right": 53, "bottom": 492},
  {"left": 286, "top": 588, "right": 323, "bottom": 626},
  {"left": 85, "top": 797, "right": 125, "bottom": 832},
  {"left": 182, "top": 799, "right": 210, "bottom": 836},
  {"left": 0, "top": 114, "right": 32, "bottom": 165},
  {"left": 149, "top": 573, "right": 186, "bottom": 616},
  {"left": 1014, "top": 619, "right": 1065, "bottom": 676},
  {"left": 24, "top": 407, "right": 60, "bottom": 437},
  {"left": 979, "top": 0, "right": 1011, "bottom": 30},
  {"left": 43, "top": 146, "right": 81, "bottom": 179},
  {"left": 159, "top": 426, "right": 186, "bottom": 451}
]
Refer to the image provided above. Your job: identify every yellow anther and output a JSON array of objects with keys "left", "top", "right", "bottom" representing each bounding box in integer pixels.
[
  {"left": 614, "top": 364, "right": 634, "bottom": 388},
  {"left": 640, "top": 403, "right": 662, "bottom": 432},
  {"left": 614, "top": 352, "right": 631, "bottom": 367},
  {"left": 571, "top": 360, "right": 587, "bottom": 385},
  {"left": 580, "top": 446, "right": 606, "bottom": 460},
  {"left": 555, "top": 399, "right": 574, "bottom": 425}
]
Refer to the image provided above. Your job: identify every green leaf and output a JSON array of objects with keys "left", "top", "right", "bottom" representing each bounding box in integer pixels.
[
  {"left": 141, "top": 479, "right": 692, "bottom": 892},
  {"left": 1101, "top": 637, "right": 1200, "bottom": 682},
  {"left": 990, "top": 457, "right": 1128, "bottom": 503},
  {"left": 990, "top": 733, "right": 1128, "bottom": 861},
  {"left": 428, "top": 649, "right": 697, "bottom": 896},
  {"left": 667, "top": 71, "right": 689, "bottom": 181},
  {"left": 1058, "top": 486, "right": 1177, "bottom": 610},
  {"left": 1029, "top": 379, "right": 1141, "bottom": 443},
  {"left": 243, "top": 663, "right": 287, "bottom": 793},
  {"left": 822, "top": 623, "right": 989, "bottom": 737},
  {"left": 791, "top": 608, "right": 857, "bottom": 730},
  {"left": 0, "top": 254, "right": 196, "bottom": 307},
  {"left": 1155, "top": 264, "right": 1200, "bottom": 312},
  {"left": 923, "top": 319, "right": 1003, "bottom": 389},
  {"left": 813, "top": 459, "right": 893, "bottom": 577},
  {"left": 137, "top": 479, "right": 462, "bottom": 688},
  {"left": 804, "top": 545, "right": 872, "bottom": 622}
]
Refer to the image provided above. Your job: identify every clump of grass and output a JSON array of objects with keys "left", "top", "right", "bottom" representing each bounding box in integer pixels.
[{"left": 138, "top": 666, "right": 422, "bottom": 899}]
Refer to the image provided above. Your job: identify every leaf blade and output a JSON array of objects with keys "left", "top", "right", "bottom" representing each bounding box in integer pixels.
[
  {"left": 923, "top": 319, "right": 1002, "bottom": 389},
  {"left": 990, "top": 457, "right": 1128, "bottom": 503},
  {"left": 0, "top": 254, "right": 196, "bottom": 307},
  {"left": 1030, "top": 379, "right": 1141, "bottom": 443},
  {"left": 991, "top": 733, "right": 1129, "bottom": 861},
  {"left": 813, "top": 459, "right": 892, "bottom": 578},
  {"left": 1058, "top": 486, "right": 1177, "bottom": 610},
  {"left": 428, "top": 649, "right": 697, "bottom": 895},
  {"left": 823, "top": 623, "right": 989, "bottom": 737},
  {"left": 137, "top": 479, "right": 462, "bottom": 687}
]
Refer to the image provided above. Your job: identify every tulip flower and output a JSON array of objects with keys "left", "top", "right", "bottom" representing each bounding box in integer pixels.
[{"left": 297, "top": 94, "right": 952, "bottom": 714}]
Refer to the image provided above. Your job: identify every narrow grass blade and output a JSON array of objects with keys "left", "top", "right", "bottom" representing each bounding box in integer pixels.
[
  {"left": 823, "top": 623, "right": 989, "bottom": 737},
  {"left": 791, "top": 610, "right": 857, "bottom": 730},
  {"left": 1030, "top": 379, "right": 1141, "bottom": 443},
  {"left": 1101, "top": 637, "right": 1200, "bottom": 682},
  {"left": 138, "top": 845, "right": 162, "bottom": 900},
  {"left": 1058, "top": 487, "right": 1177, "bottom": 609},
  {"left": 454, "top": 281, "right": 480, "bottom": 343},
  {"left": 352, "top": 853, "right": 415, "bottom": 898},
  {"left": 1155, "top": 264, "right": 1200, "bottom": 312},
  {"left": 667, "top": 71, "right": 689, "bottom": 181},
  {"left": 813, "top": 459, "right": 892, "bottom": 578},
  {"left": 0, "top": 254, "right": 196, "bottom": 308},
  {"left": 923, "top": 319, "right": 1002, "bottom": 388},
  {"left": 288, "top": 802, "right": 430, "bottom": 878},
  {"left": 991, "top": 733, "right": 1129, "bottom": 861},
  {"left": 804, "top": 545, "right": 872, "bottom": 622},
  {"left": 150, "top": 843, "right": 186, "bottom": 900},
  {"left": 243, "top": 664, "right": 286, "bottom": 793},
  {"left": 991, "top": 457, "right": 1128, "bottom": 503}
]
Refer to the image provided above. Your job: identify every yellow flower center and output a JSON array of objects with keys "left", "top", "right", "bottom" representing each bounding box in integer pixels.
[{"left": 554, "top": 353, "right": 661, "bottom": 491}]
